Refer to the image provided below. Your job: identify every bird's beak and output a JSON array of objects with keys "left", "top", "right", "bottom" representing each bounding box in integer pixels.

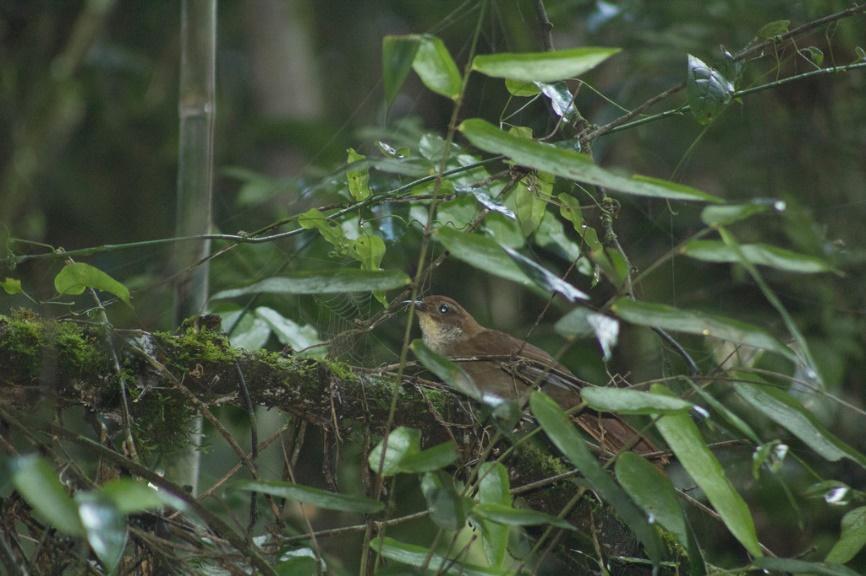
[{"left": 402, "top": 299, "right": 426, "bottom": 312}]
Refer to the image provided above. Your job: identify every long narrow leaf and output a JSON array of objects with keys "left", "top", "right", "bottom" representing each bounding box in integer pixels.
[
  {"left": 211, "top": 269, "right": 410, "bottom": 299},
  {"left": 530, "top": 391, "right": 662, "bottom": 564},
  {"left": 651, "top": 383, "right": 762, "bottom": 557},
  {"left": 459, "top": 119, "right": 721, "bottom": 203},
  {"left": 472, "top": 47, "right": 620, "bottom": 82},
  {"left": 234, "top": 480, "right": 383, "bottom": 514}
]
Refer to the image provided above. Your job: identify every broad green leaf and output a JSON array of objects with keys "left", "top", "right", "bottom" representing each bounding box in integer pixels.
[
  {"left": 10, "top": 455, "right": 83, "bottom": 536},
  {"left": 505, "top": 78, "right": 540, "bottom": 96},
  {"left": 826, "top": 506, "right": 866, "bottom": 564},
  {"left": 473, "top": 503, "right": 574, "bottom": 530},
  {"left": 530, "top": 391, "right": 663, "bottom": 564},
  {"left": 557, "top": 193, "right": 584, "bottom": 230},
  {"left": 75, "top": 492, "right": 127, "bottom": 574},
  {"left": 275, "top": 548, "right": 321, "bottom": 576},
  {"left": 756, "top": 19, "right": 791, "bottom": 39},
  {"left": 211, "top": 269, "right": 410, "bottom": 299},
  {"left": 254, "top": 307, "right": 324, "bottom": 357},
  {"left": 413, "top": 35, "right": 462, "bottom": 100},
  {"left": 734, "top": 380, "right": 866, "bottom": 468},
  {"left": 352, "top": 234, "right": 386, "bottom": 271},
  {"left": 221, "top": 309, "right": 271, "bottom": 351},
  {"left": 539, "top": 82, "right": 580, "bottom": 122},
  {"left": 100, "top": 479, "right": 178, "bottom": 514},
  {"left": 701, "top": 201, "right": 777, "bottom": 226},
  {"left": 533, "top": 210, "right": 582, "bottom": 264},
  {"left": 400, "top": 441, "right": 459, "bottom": 473},
  {"left": 554, "top": 307, "right": 619, "bottom": 361},
  {"left": 802, "top": 46, "right": 825, "bottom": 66},
  {"left": 615, "top": 452, "right": 689, "bottom": 548},
  {"left": 368, "top": 426, "right": 420, "bottom": 477},
  {"left": 754, "top": 557, "right": 859, "bottom": 576},
  {"left": 611, "top": 298, "right": 796, "bottom": 361},
  {"left": 459, "top": 119, "right": 721, "bottom": 202},
  {"left": 346, "top": 148, "right": 371, "bottom": 201},
  {"left": 472, "top": 47, "right": 620, "bottom": 82},
  {"left": 382, "top": 35, "right": 420, "bottom": 105},
  {"left": 581, "top": 387, "right": 694, "bottom": 415},
  {"left": 1, "top": 277, "right": 21, "bottom": 294},
  {"left": 370, "top": 537, "right": 501, "bottom": 576},
  {"left": 411, "top": 339, "right": 484, "bottom": 402},
  {"left": 434, "top": 226, "right": 533, "bottom": 288},
  {"left": 501, "top": 244, "right": 588, "bottom": 302},
  {"left": 512, "top": 172, "right": 550, "bottom": 236},
  {"left": 687, "top": 54, "right": 734, "bottom": 125},
  {"left": 54, "top": 262, "right": 131, "bottom": 306},
  {"left": 477, "top": 462, "right": 511, "bottom": 568},
  {"left": 421, "top": 471, "right": 466, "bottom": 531},
  {"left": 298, "top": 208, "right": 349, "bottom": 254},
  {"left": 234, "top": 480, "right": 384, "bottom": 514},
  {"left": 681, "top": 240, "right": 834, "bottom": 274},
  {"left": 651, "top": 383, "right": 761, "bottom": 557}
]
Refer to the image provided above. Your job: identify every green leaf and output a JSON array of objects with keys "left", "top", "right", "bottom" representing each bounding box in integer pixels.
[
  {"left": 275, "top": 548, "right": 321, "bottom": 576},
  {"left": 756, "top": 19, "right": 790, "bottom": 39},
  {"left": 54, "top": 262, "right": 131, "bottom": 306},
  {"left": 611, "top": 298, "right": 796, "bottom": 361},
  {"left": 681, "top": 240, "right": 835, "bottom": 274},
  {"left": 615, "top": 452, "right": 689, "bottom": 548},
  {"left": 411, "top": 339, "right": 484, "bottom": 402},
  {"left": 530, "top": 391, "right": 663, "bottom": 564},
  {"left": 351, "top": 234, "right": 386, "bottom": 271},
  {"left": 382, "top": 35, "right": 420, "bottom": 105},
  {"left": 826, "top": 506, "right": 866, "bottom": 564},
  {"left": 533, "top": 209, "right": 582, "bottom": 264},
  {"left": 802, "top": 46, "right": 825, "bottom": 67},
  {"left": 100, "top": 479, "right": 183, "bottom": 514},
  {"left": 75, "top": 492, "right": 128, "bottom": 574},
  {"left": 554, "top": 307, "right": 619, "bottom": 361},
  {"left": 501, "top": 244, "right": 588, "bottom": 302},
  {"left": 687, "top": 54, "right": 734, "bottom": 125},
  {"left": 512, "top": 172, "right": 550, "bottom": 236},
  {"left": 370, "top": 537, "right": 501, "bottom": 576},
  {"left": 368, "top": 426, "right": 420, "bottom": 477},
  {"left": 413, "top": 35, "right": 462, "bottom": 100},
  {"left": 1, "top": 277, "right": 21, "bottom": 294},
  {"left": 651, "top": 383, "right": 762, "bottom": 557},
  {"left": 298, "top": 208, "right": 350, "bottom": 254},
  {"left": 581, "top": 387, "right": 694, "bottom": 415},
  {"left": 400, "top": 441, "right": 459, "bottom": 473},
  {"left": 734, "top": 380, "right": 866, "bottom": 468},
  {"left": 472, "top": 47, "right": 620, "bottom": 82},
  {"left": 476, "top": 462, "right": 511, "bottom": 568},
  {"left": 473, "top": 503, "right": 574, "bottom": 530},
  {"left": 505, "top": 78, "right": 540, "bottom": 97},
  {"left": 234, "top": 480, "right": 384, "bottom": 514},
  {"left": 434, "top": 226, "right": 533, "bottom": 288},
  {"left": 10, "top": 455, "right": 83, "bottom": 536},
  {"left": 459, "top": 119, "right": 721, "bottom": 202},
  {"left": 684, "top": 378, "right": 760, "bottom": 444},
  {"left": 754, "top": 557, "right": 859, "bottom": 576},
  {"left": 421, "top": 471, "right": 466, "bottom": 531},
  {"left": 701, "top": 200, "right": 777, "bottom": 226},
  {"left": 557, "top": 193, "right": 584, "bottom": 230},
  {"left": 346, "top": 148, "right": 371, "bottom": 201},
  {"left": 221, "top": 309, "right": 271, "bottom": 350},
  {"left": 538, "top": 82, "right": 580, "bottom": 123},
  {"left": 211, "top": 269, "right": 410, "bottom": 299},
  {"left": 254, "top": 307, "right": 324, "bottom": 357}
]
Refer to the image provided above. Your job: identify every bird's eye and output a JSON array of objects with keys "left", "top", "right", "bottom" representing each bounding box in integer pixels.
[{"left": 438, "top": 304, "right": 449, "bottom": 314}]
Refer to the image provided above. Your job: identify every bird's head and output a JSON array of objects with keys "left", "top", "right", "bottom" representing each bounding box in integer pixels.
[{"left": 407, "top": 295, "right": 483, "bottom": 353}]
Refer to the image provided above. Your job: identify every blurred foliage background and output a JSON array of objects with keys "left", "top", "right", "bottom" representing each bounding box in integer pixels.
[{"left": 2, "top": 0, "right": 866, "bottom": 572}]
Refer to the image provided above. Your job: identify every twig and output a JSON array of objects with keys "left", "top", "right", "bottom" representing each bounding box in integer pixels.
[{"left": 533, "top": 0, "right": 554, "bottom": 51}]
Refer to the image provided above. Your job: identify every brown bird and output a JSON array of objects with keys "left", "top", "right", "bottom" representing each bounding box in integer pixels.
[{"left": 410, "top": 295, "right": 660, "bottom": 458}]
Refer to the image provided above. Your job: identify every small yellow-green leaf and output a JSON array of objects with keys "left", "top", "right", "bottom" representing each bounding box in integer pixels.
[
  {"left": 472, "top": 47, "right": 620, "bottom": 82},
  {"left": 346, "top": 148, "right": 371, "bottom": 201},
  {"left": 382, "top": 35, "right": 421, "bottom": 105},
  {"left": 681, "top": 240, "right": 835, "bottom": 274},
  {"left": 368, "top": 426, "right": 420, "bottom": 477},
  {"left": 701, "top": 200, "right": 777, "bottom": 226},
  {"left": 756, "top": 19, "right": 790, "bottom": 39},
  {"left": 54, "top": 262, "right": 131, "bottom": 306},
  {"left": 826, "top": 506, "right": 866, "bottom": 564},
  {"left": 1, "top": 277, "right": 22, "bottom": 294},
  {"left": 421, "top": 471, "right": 466, "bottom": 531}
]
